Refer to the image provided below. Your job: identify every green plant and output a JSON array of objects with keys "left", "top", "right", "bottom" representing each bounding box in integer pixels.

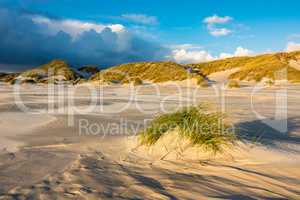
[
  {"left": 195, "top": 75, "right": 205, "bottom": 85},
  {"left": 139, "top": 105, "right": 235, "bottom": 154},
  {"left": 133, "top": 77, "right": 143, "bottom": 85},
  {"left": 227, "top": 80, "right": 240, "bottom": 88},
  {"left": 17, "top": 60, "right": 80, "bottom": 84},
  {"left": 265, "top": 79, "right": 275, "bottom": 86},
  {"left": 199, "top": 80, "right": 210, "bottom": 87}
]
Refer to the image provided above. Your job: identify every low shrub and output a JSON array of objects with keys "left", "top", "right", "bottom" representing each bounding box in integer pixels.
[
  {"left": 227, "top": 80, "right": 240, "bottom": 88},
  {"left": 133, "top": 77, "right": 143, "bottom": 86},
  {"left": 265, "top": 79, "right": 275, "bottom": 86},
  {"left": 199, "top": 81, "right": 210, "bottom": 87}
]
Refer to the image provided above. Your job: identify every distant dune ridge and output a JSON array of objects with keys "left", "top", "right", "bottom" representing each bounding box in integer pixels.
[
  {"left": 0, "top": 60, "right": 100, "bottom": 84},
  {"left": 191, "top": 51, "right": 300, "bottom": 83},
  {"left": 90, "top": 61, "right": 195, "bottom": 84},
  {"left": 1, "top": 51, "right": 300, "bottom": 85}
]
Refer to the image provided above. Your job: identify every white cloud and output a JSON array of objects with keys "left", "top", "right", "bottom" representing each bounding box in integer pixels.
[
  {"left": 203, "top": 15, "right": 232, "bottom": 25},
  {"left": 31, "top": 15, "right": 125, "bottom": 38},
  {"left": 209, "top": 28, "right": 231, "bottom": 37},
  {"left": 219, "top": 47, "right": 253, "bottom": 59},
  {"left": 203, "top": 14, "right": 233, "bottom": 37},
  {"left": 285, "top": 42, "right": 300, "bottom": 52},
  {"left": 169, "top": 43, "right": 203, "bottom": 50},
  {"left": 121, "top": 14, "right": 158, "bottom": 25},
  {"left": 170, "top": 49, "right": 215, "bottom": 64},
  {"left": 170, "top": 46, "right": 253, "bottom": 64}
]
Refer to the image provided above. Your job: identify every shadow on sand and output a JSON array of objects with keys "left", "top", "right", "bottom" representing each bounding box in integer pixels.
[{"left": 235, "top": 117, "right": 300, "bottom": 152}]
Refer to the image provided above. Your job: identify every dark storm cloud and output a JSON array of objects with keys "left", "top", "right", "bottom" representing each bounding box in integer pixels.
[{"left": 0, "top": 8, "right": 169, "bottom": 71}]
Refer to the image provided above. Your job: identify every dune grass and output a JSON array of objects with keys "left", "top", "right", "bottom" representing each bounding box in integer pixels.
[
  {"left": 227, "top": 80, "right": 241, "bottom": 88},
  {"left": 91, "top": 61, "right": 192, "bottom": 83},
  {"left": 133, "top": 77, "right": 143, "bottom": 85},
  {"left": 190, "top": 56, "right": 251, "bottom": 76},
  {"left": 265, "top": 79, "right": 275, "bottom": 86},
  {"left": 199, "top": 80, "right": 210, "bottom": 87},
  {"left": 0, "top": 73, "right": 20, "bottom": 83},
  {"left": 139, "top": 105, "right": 235, "bottom": 154},
  {"left": 195, "top": 75, "right": 210, "bottom": 87},
  {"left": 20, "top": 60, "right": 79, "bottom": 82},
  {"left": 191, "top": 51, "right": 300, "bottom": 82}
]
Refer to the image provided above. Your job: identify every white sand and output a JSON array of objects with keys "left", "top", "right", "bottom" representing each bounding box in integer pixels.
[{"left": 0, "top": 112, "right": 56, "bottom": 152}]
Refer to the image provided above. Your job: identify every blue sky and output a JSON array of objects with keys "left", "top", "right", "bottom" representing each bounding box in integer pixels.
[{"left": 1, "top": 0, "right": 300, "bottom": 70}]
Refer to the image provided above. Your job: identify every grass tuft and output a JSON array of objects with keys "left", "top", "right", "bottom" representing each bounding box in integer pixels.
[
  {"left": 133, "top": 77, "right": 143, "bottom": 85},
  {"left": 139, "top": 105, "right": 235, "bottom": 154},
  {"left": 227, "top": 80, "right": 240, "bottom": 88}
]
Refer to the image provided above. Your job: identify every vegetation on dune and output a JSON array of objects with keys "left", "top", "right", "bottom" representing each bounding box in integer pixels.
[
  {"left": 4, "top": 51, "right": 300, "bottom": 85},
  {"left": 91, "top": 61, "right": 193, "bottom": 83},
  {"left": 265, "top": 79, "right": 275, "bottom": 86},
  {"left": 0, "top": 73, "right": 20, "bottom": 83},
  {"left": 133, "top": 77, "right": 143, "bottom": 85},
  {"left": 195, "top": 75, "right": 205, "bottom": 84},
  {"left": 190, "top": 56, "right": 252, "bottom": 76},
  {"left": 91, "top": 51, "right": 300, "bottom": 84},
  {"left": 78, "top": 66, "right": 99, "bottom": 75},
  {"left": 287, "top": 67, "right": 300, "bottom": 83},
  {"left": 199, "top": 80, "right": 210, "bottom": 87},
  {"left": 191, "top": 51, "right": 300, "bottom": 82},
  {"left": 139, "top": 105, "right": 235, "bottom": 154},
  {"left": 20, "top": 60, "right": 79, "bottom": 82},
  {"left": 227, "top": 80, "right": 241, "bottom": 88},
  {"left": 0, "top": 73, "right": 7, "bottom": 78}
]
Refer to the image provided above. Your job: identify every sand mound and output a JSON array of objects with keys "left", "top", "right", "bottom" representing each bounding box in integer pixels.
[
  {"left": 128, "top": 131, "right": 236, "bottom": 162},
  {"left": 128, "top": 130, "right": 300, "bottom": 167},
  {"left": 208, "top": 68, "right": 240, "bottom": 84}
]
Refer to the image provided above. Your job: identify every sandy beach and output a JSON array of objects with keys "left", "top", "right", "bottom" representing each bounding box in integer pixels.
[{"left": 0, "top": 83, "right": 300, "bottom": 199}]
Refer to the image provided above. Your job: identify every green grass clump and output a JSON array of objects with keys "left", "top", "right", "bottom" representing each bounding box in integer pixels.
[
  {"left": 139, "top": 105, "right": 235, "bottom": 154},
  {"left": 199, "top": 80, "right": 210, "bottom": 87},
  {"left": 195, "top": 75, "right": 205, "bottom": 84},
  {"left": 265, "top": 79, "right": 275, "bottom": 86},
  {"left": 133, "top": 77, "right": 143, "bottom": 85},
  {"left": 227, "top": 80, "right": 240, "bottom": 88},
  {"left": 195, "top": 75, "right": 210, "bottom": 87}
]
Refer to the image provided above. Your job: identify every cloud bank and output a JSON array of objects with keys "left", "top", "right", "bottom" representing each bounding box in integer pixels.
[
  {"left": 0, "top": 8, "right": 167, "bottom": 71},
  {"left": 0, "top": 8, "right": 255, "bottom": 71},
  {"left": 170, "top": 46, "right": 253, "bottom": 64},
  {"left": 286, "top": 42, "right": 300, "bottom": 52},
  {"left": 219, "top": 47, "right": 253, "bottom": 59}
]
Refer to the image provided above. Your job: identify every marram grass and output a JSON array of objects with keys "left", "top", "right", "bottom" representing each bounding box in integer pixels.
[
  {"left": 139, "top": 105, "right": 235, "bottom": 154},
  {"left": 227, "top": 80, "right": 241, "bottom": 88}
]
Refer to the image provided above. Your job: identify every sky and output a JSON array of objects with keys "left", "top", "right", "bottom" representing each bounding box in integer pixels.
[{"left": 1, "top": 0, "right": 300, "bottom": 71}]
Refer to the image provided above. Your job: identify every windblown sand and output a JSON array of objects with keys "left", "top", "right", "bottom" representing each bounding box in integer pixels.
[{"left": 0, "top": 82, "right": 300, "bottom": 199}]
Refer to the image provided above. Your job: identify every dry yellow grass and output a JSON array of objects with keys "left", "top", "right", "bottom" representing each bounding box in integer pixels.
[
  {"left": 191, "top": 51, "right": 300, "bottom": 82},
  {"left": 20, "top": 60, "right": 79, "bottom": 82},
  {"left": 91, "top": 61, "right": 192, "bottom": 83}
]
